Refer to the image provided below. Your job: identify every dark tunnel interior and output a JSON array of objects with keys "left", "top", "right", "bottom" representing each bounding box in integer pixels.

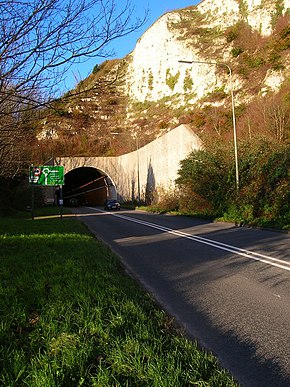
[{"left": 62, "top": 167, "right": 108, "bottom": 206}]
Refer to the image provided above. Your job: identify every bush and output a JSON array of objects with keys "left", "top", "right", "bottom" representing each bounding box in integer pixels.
[
  {"left": 225, "top": 26, "right": 239, "bottom": 43},
  {"left": 166, "top": 69, "right": 180, "bottom": 91},
  {"left": 244, "top": 54, "right": 264, "bottom": 68},
  {"left": 231, "top": 47, "right": 243, "bottom": 57},
  {"left": 92, "top": 64, "right": 99, "bottom": 74},
  {"left": 13, "top": 181, "right": 45, "bottom": 210},
  {"left": 175, "top": 141, "right": 290, "bottom": 229},
  {"left": 176, "top": 147, "right": 234, "bottom": 216},
  {"left": 146, "top": 188, "right": 179, "bottom": 213},
  {"left": 0, "top": 178, "right": 45, "bottom": 214},
  {"left": 158, "top": 192, "right": 179, "bottom": 212},
  {"left": 178, "top": 189, "right": 213, "bottom": 216}
]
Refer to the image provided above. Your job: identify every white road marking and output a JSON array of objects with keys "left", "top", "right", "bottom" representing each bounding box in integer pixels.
[{"left": 86, "top": 208, "right": 290, "bottom": 272}]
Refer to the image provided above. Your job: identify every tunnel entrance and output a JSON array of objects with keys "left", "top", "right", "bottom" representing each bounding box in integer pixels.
[{"left": 62, "top": 167, "right": 111, "bottom": 206}]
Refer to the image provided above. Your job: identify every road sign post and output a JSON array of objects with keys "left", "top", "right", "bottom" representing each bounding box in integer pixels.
[
  {"left": 29, "top": 166, "right": 64, "bottom": 186},
  {"left": 29, "top": 166, "right": 65, "bottom": 219},
  {"left": 59, "top": 185, "right": 63, "bottom": 219}
]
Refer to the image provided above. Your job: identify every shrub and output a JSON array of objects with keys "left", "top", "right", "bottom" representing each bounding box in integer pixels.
[
  {"left": 225, "top": 28, "right": 238, "bottom": 43},
  {"left": 107, "top": 98, "right": 119, "bottom": 105},
  {"left": 207, "top": 86, "right": 227, "bottom": 102},
  {"left": 176, "top": 148, "right": 233, "bottom": 216},
  {"left": 231, "top": 47, "right": 244, "bottom": 57},
  {"left": 148, "top": 70, "right": 154, "bottom": 90},
  {"left": 157, "top": 191, "right": 179, "bottom": 213},
  {"left": 166, "top": 69, "right": 180, "bottom": 91},
  {"left": 237, "top": 140, "right": 289, "bottom": 223},
  {"left": 244, "top": 54, "right": 264, "bottom": 68},
  {"left": 183, "top": 70, "right": 193, "bottom": 91},
  {"left": 175, "top": 140, "right": 290, "bottom": 229},
  {"left": 238, "top": 0, "right": 248, "bottom": 19},
  {"left": 178, "top": 188, "right": 213, "bottom": 215},
  {"left": 92, "top": 64, "right": 99, "bottom": 74}
]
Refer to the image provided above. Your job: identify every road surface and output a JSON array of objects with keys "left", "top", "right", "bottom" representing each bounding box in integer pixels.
[{"left": 72, "top": 207, "right": 290, "bottom": 387}]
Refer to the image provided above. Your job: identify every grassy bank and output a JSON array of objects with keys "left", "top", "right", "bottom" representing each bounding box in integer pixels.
[
  {"left": 0, "top": 208, "right": 237, "bottom": 386},
  {"left": 137, "top": 205, "right": 290, "bottom": 232}
]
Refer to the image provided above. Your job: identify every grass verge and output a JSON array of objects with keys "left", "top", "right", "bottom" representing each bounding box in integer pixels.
[
  {"left": 138, "top": 205, "right": 289, "bottom": 232},
  {"left": 0, "top": 207, "right": 237, "bottom": 386}
]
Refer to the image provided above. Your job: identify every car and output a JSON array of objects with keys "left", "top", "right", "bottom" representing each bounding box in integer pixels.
[
  {"left": 104, "top": 199, "right": 121, "bottom": 211},
  {"left": 67, "top": 197, "right": 78, "bottom": 206}
]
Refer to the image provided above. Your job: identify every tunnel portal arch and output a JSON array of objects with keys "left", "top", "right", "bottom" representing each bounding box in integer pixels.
[
  {"left": 62, "top": 166, "right": 117, "bottom": 206},
  {"left": 57, "top": 125, "right": 203, "bottom": 204}
]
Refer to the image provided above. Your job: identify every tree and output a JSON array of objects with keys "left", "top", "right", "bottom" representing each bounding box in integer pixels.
[
  {"left": 0, "top": 0, "right": 147, "bottom": 177},
  {"left": 176, "top": 147, "right": 234, "bottom": 216},
  {"left": 266, "top": 96, "right": 290, "bottom": 142}
]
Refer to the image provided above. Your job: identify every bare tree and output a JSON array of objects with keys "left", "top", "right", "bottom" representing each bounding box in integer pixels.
[
  {"left": 0, "top": 0, "right": 147, "bottom": 177},
  {"left": 267, "top": 102, "right": 290, "bottom": 142}
]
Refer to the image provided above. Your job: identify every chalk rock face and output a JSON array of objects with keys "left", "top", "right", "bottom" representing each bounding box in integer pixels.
[
  {"left": 126, "top": 13, "right": 199, "bottom": 103},
  {"left": 197, "top": 0, "right": 285, "bottom": 36},
  {"left": 125, "top": 0, "right": 289, "bottom": 104}
]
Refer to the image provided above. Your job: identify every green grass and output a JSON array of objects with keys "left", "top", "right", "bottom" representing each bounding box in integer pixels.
[{"left": 0, "top": 208, "right": 237, "bottom": 386}]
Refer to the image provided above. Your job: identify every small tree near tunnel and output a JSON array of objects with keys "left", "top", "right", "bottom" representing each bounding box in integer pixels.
[{"left": 176, "top": 147, "right": 234, "bottom": 217}]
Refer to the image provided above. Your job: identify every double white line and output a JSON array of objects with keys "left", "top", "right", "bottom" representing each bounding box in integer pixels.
[{"left": 94, "top": 208, "right": 290, "bottom": 272}]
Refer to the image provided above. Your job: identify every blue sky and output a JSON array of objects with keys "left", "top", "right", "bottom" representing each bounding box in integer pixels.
[
  {"left": 64, "top": 0, "right": 199, "bottom": 91},
  {"left": 113, "top": 0, "right": 199, "bottom": 59}
]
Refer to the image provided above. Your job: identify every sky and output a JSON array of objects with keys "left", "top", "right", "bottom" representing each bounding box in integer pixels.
[
  {"left": 111, "top": 0, "right": 200, "bottom": 59},
  {"left": 64, "top": 0, "right": 200, "bottom": 91}
]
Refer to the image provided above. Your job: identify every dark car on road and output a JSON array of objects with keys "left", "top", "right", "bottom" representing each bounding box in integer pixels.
[
  {"left": 67, "top": 197, "right": 79, "bottom": 206},
  {"left": 104, "top": 199, "right": 121, "bottom": 211}
]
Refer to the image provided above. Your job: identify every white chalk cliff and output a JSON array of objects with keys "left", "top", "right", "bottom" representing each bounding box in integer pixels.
[
  {"left": 39, "top": 0, "right": 290, "bottom": 149},
  {"left": 125, "top": 0, "right": 289, "bottom": 105}
]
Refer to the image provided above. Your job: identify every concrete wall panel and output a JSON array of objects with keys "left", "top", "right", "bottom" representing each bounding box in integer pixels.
[{"left": 57, "top": 124, "right": 202, "bottom": 202}]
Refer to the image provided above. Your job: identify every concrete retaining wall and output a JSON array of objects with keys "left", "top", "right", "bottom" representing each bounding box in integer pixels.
[{"left": 58, "top": 124, "right": 202, "bottom": 202}]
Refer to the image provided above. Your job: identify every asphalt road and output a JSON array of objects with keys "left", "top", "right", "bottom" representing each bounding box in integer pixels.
[{"left": 72, "top": 206, "right": 290, "bottom": 387}]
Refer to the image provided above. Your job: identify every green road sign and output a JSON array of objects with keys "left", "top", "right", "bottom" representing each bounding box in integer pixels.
[{"left": 29, "top": 166, "right": 64, "bottom": 186}]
